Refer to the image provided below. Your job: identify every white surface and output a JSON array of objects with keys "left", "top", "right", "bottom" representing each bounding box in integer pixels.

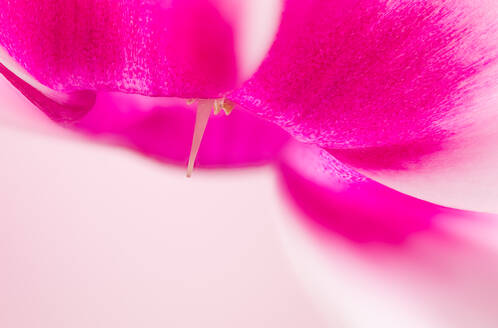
[{"left": 0, "top": 126, "right": 329, "bottom": 328}]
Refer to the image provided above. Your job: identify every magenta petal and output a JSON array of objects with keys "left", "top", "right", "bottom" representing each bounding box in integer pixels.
[
  {"left": 0, "top": 62, "right": 95, "bottom": 123},
  {"left": 278, "top": 142, "right": 498, "bottom": 328},
  {"left": 0, "top": 0, "right": 243, "bottom": 99},
  {"left": 232, "top": 0, "right": 498, "bottom": 212},
  {"left": 75, "top": 93, "right": 289, "bottom": 167},
  {"left": 277, "top": 141, "right": 484, "bottom": 244},
  {"left": 231, "top": 0, "right": 498, "bottom": 148},
  {"left": 1, "top": 0, "right": 281, "bottom": 122}
]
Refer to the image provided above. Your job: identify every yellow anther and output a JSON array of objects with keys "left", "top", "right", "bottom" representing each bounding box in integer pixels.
[
  {"left": 213, "top": 99, "right": 222, "bottom": 115},
  {"left": 221, "top": 99, "right": 235, "bottom": 115}
]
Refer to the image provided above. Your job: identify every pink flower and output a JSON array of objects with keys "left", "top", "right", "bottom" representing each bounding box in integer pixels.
[
  {"left": 2, "top": 1, "right": 498, "bottom": 325},
  {"left": 2, "top": 0, "right": 498, "bottom": 213}
]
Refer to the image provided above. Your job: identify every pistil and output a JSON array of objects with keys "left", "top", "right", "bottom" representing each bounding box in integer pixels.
[{"left": 186, "top": 98, "right": 235, "bottom": 177}]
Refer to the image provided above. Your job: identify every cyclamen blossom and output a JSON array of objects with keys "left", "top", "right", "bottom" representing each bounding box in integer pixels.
[
  {"left": 3, "top": 2, "right": 498, "bottom": 326},
  {"left": 1, "top": 0, "right": 498, "bottom": 214}
]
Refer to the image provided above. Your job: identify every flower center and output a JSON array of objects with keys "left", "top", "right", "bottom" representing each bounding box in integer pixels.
[{"left": 186, "top": 98, "right": 235, "bottom": 177}]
